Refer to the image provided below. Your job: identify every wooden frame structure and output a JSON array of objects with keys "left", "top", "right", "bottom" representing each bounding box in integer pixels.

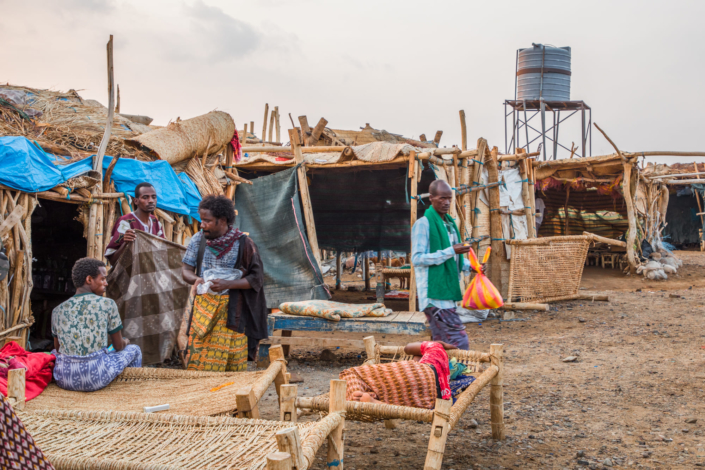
[{"left": 290, "top": 336, "right": 504, "bottom": 470}]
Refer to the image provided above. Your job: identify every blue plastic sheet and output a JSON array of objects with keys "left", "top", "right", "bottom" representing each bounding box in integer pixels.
[
  {"left": 0, "top": 136, "right": 66, "bottom": 192},
  {"left": 0, "top": 136, "right": 204, "bottom": 218}
]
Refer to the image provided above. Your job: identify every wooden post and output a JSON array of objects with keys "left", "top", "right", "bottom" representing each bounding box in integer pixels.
[
  {"left": 563, "top": 186, "right": 571, "bottom": 236},
  {"left": 335, "top": 252, "right": 341, "bottom": 290},
  {"left": 289, "top": 129, "right": 322, "bottom": 267},
  {"left": 363, "top": 254, "right": 370, "bottom": 291},
  {"left": 470, "top": 138, "right": 488, "bottom": 238},
  {"left": 433, "top": 131, "right": 443, "bottom": 146},
  {"left": 409, "top": 151, "right": 418, "bottom": 312},
  {"left": 276, "top": 428, "right": 304, "bottom": 470},
  {"left": 622, "top": 161, "right": 638, "bottom": 273},
  {"left": 250, "top": 121, "right": 254, "bottom": 139},
  {"left": 236, "top": 386, "right": 260, "bottom": 419},
  {"left": 363, "top": 336, "right": 377, "bottom": 364},
  {"left": 517, "top": 149, "right": 536, "bottom": 238},
  {"left": 298, "top": 116, "right": 312, "bottom": 145},
  {"left": 486, "top": 147, "right": 504, "bottom": 291},
  {"left": 269, "top": 344, "right": 289, "bottom": 397},
  {"left": 94, "top": 35, "right": 114, "bottom": 176},
  {"left": 419, "top": 134, "right": 427, "bottom": 142},
  {"left": 693, "top": 162, "right": 704, "bottom": 229},
  {"left": 279, "top": 385, "right": 298, "bottom": 424},
  {"left": 7, "top": 368, "right": 25, "bottom": 411},
  {"left": 275, "top": 107, "right": 281, "bottom": 144},
  {"left": 269, "top": 108, "right": 276, "bottom": 143},
  {"left": 327, "top": 379, "right": 346, "bottom": 469},
  {"left": 241, "top": 123, "right": 248, "bottom": 144},
  {"left": 266, "top": 452, "right": 293, "bottom": 470},
  {"left": 490, "top": 344, "right": 505, "bottom": 440},
  {"left": 262, "top": 104, "right": 269, "bottom": 142},
  {"left": 459, "top": 110, "right": 467, "bottom": 151},
  {"left": 424, "top": 398, "right": 452, "bottom": 470},
  {"left": 309, "top": 118, "right": 328, "bottom": 146}
]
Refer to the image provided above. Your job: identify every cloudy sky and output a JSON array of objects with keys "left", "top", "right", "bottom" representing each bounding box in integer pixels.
[{"left": 2, "top": 0, "right": 705, "bottom": 162}]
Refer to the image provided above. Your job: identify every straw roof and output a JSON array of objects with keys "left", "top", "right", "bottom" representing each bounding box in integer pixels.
[{"left": 0, "top": 84, "right": 155, "bottom": 160}]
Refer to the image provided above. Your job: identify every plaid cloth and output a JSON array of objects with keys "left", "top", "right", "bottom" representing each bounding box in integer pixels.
[
  {"left": 339, "top": 361, "right": 437, "bottom": 409},
  {"left": 106, "top": 230, "right": 190, "bottom": 365}
]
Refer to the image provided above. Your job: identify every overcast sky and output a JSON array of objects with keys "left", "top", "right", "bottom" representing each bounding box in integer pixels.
[{"left": 2, "top": 0, "right": 705, "bottom": 162}]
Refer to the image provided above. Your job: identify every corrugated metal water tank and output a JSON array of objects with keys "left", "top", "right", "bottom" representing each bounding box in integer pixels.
[{"left": 517, "top": 44, "right": 571, "bottom": 101}]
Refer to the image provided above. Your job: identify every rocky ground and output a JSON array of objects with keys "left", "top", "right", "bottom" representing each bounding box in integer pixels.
[{"left": 253, "top": 251, "right": 705, "bottom": 469}]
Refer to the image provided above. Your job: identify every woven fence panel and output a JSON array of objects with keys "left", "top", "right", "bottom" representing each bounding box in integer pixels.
[{"left": 507, "top": 238, "right": 589, "bottom": 303}]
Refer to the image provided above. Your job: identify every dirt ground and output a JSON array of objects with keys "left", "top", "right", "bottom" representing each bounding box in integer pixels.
[{"left": 253, "top": 251, "right": 705, "bottom": 469}]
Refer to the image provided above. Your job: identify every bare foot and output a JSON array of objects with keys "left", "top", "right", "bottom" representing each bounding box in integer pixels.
[{"left": 359, "top": 392, "right": 382, "bottom": 404}]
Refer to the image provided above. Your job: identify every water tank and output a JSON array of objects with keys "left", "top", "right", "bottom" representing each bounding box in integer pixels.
[{"left": 516, "top": 44, "right": 571, "bottom": 101}]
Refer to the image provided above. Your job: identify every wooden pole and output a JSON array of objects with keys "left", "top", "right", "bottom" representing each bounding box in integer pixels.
[
  {"left": 327, "top": 380, "right": 346, "bottom": 469},
  {"left": 363, "top": 335, "right": 377, "bottom": 364},
  {"left": 289, "top": 129, "right": 322, "bottom": 267},
  {"left": 424, "top": 398, "right": 452, "bottom": 470},
  {"left": 409, "top": 151, "right": 418, "bottom": 312},
  {"left": 486, "top": 147, "right": 504, "bottom": 291},
  {"left": 489, "top": 344, "right": 505, "bottom": 440},
  {"left": 266, "top": 452, "right": 292, "bottom": 470},
  {"left": 622, "top": 162, "right": 638, "bottom": 273},
  {"left": 236, "top": 386, "right": 260, "bottom": 419},
  {"left": 470, "top": 138, "right": 488, "bottom": 238},
  {"left": 459, "top": 110, "right": 467, "bottom": 151},
  {"left": 275, "top": 107, "right": 281, "bottom": 144},
  {"left": 7, "top": 368, "right": 25, "bottom": 411},
  {"left": 433, "top": 131, "right": 443, "bottom": 146},
  {"left": 335, "top": 252, "right": 341, "bottom": 290},
  {"left": 563, "top": 186, "right": 571, "bottom": 235},
  {"left": 309, "top": 118, "right": 328, "bottom": 146},
  {"left": 298, "top": 116, "right": 312, "bottom": 145},
  {"left": 279, "top": 385, "right": 298, "bottom": 424},
  {"left": 269, "top": 108, "right": 276, "bottom": 143},
  {"left": 363, "top": 253, "right": 370, "bottom": 291},
  {"left": 94, "top": 35, "right": 114, "bottom": 176},
  {"left": 262, "top": 104, "right": 269, "bottom": 143},
  {"left": 269, "top": 344, "right": 289, "bottom": 397},
  {"left": 275, "top": 427, "right": 304, "bottom": 469},
  {"left": 242, "top": 123, "right": 248, "bottom": 144},
  {"left": 517, "top": 150, "right": 536, "bottom": 238}
]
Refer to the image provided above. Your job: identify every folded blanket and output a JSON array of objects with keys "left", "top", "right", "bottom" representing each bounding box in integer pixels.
[
  {"left": 278, "top": 300, "right": 392, "bottom": 322},
  {"left": 0, "top": 341, "right": 55, "bottom": 401}
]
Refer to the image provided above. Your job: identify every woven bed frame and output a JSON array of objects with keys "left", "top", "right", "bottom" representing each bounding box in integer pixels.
[
  {"left": 17, "top": 379, "right": 349, "bottom": 470},
  {"left": 288, "top": 336, "right": 505, "bottom": 470},
  {"left": 23, "top": 345, "right": 289, "bottom": 419}
]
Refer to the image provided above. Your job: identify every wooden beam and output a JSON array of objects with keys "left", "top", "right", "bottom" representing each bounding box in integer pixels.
[
  {"left": 501, "top": 302, "right": 548, "bottom": 311},
  {"left": 419, "top": 134, "right": 427, "bottom": 142},
  {"left": 518, "top": 149, "right": 536, "bottom": 238},
  {"left": 622, "top": 161, "right": 638, "bottom": 273},
  {"left": 262, "top": 103, "right": 269, "bottom": 143},
  {"left": 289, "top": 129, "right": 322, "bottom": 267},
  {"left": 308, "top": 118, "right": 328, "bottom": 146},
  {"left": 433, "top": 131, "right": 443, "bottom": 145},
  {"left": 298, "top": 116, "right": 312, "bottom": 141},
  {"left": 490, "top": 344, "right": 505, "bottom": 440},
  {"left": 224, "top": 171, "right": 253, "bottom": 185},
  {"left": 486, "top": 147, "right": 504, "bottom": 291},
  {"left": 409, "top": 151, "right": 418, "bottom": 313},
  {"left": 94, "top": 35, "right": 114, "bottom": 179},
  {"left": 0, "top": 205, "right": 26, "bottom": 239}
]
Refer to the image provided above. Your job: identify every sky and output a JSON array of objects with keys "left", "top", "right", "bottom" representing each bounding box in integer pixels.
[{"left": 2, "top": 0, "right": 705, "bottom": 163}]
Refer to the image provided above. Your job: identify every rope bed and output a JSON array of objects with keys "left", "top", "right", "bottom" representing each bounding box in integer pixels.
[
  {"left": 18, "top": 409, "right": 337, "bottom": 470},
  {"left": 26, "top": 364, "right": 281, "bottom": 417},
  {"left": 506, "top": 235, "right": 590, "bottom": 303}
]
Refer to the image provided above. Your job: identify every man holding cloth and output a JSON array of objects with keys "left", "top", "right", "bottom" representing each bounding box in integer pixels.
[{"left": 411, "top": 180, "right": 471, "bottom": 350}]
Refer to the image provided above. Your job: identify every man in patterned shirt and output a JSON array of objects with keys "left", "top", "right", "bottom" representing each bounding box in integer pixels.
[
  {"left": 51, "top": 258, "right": 142, "bottom": 391},
  {"left": 105, "top": 182, "right": 165, "bottom": 265}
]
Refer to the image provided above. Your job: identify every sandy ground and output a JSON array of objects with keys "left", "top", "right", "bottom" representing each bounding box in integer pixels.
[{"left": 251, "top": 251, "right": 705, "bottom": 469}]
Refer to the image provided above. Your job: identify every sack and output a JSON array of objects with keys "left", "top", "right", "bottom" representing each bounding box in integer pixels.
[{"left": 461, "top": 247, "right": 504, "bottom": 310}]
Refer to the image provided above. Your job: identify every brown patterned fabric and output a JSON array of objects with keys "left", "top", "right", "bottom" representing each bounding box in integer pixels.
[
  {"left": 106, "top": 230, "right": 190, "bottom": 365},
  {"left": 339, "top": 361, "right": 437, "bottom": 409},
  {"left": 0, "top": 396, "right": 54, "bottom": 470}
]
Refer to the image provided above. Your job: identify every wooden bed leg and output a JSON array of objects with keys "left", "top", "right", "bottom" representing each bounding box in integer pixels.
[
  {"left": 7, "top": 368, "right": 25, "bottom": 411},
  {"left": 327, "top": 379, "right": 346, "bottom": 469},
  {"left": 490, "top": 343, "right": 505, "bottom": 440},
  {"left": 266, "top": 452, "right": 293, "bottom": 470},
  {"left": 276, "top": 427, "right": 304, "bottom": 470},
  {"left": 269, "top": 345, "right": 289, "bottom": 398},
  {"left": 280, "top": 384, "right": 298, "bottom": 423},
  {"left": 424, "top": 398, "right": 452, "bottom": 470},
  {"left": 281, "top": 330, "right": 292, "bottom": 357},
  {"left": 236, "top": 386, "right": 260, "bottom": 419},
  {"left": 363, "top": 336, "right": 377, "bottom": 364}
]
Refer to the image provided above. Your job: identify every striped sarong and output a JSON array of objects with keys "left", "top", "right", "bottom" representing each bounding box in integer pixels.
[
  {"left": 52, "top": 345, "right": 142, "bottom": 392},
  {"left": 339, "top": 361, "right": 437, "bottom": 409},
  {"left": 185, "top": 293, "right": 247, "bottom": 372}
]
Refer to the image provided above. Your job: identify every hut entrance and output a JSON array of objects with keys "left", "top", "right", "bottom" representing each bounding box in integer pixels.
[{"left": 28, "top": 200, "right": 87, "bottom": 351}]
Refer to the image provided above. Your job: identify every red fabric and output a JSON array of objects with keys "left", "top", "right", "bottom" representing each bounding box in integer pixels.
[
  {"left": 231, "top": 129, "right": 243, "bottom": 162},
  {"left": 419, "top": 342, "right": 451, "bottom": 400},
  {"left": 0, "top": 342, "right": 55, "bottom": 401}
]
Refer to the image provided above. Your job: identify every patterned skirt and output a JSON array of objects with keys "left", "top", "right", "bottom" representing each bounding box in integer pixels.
[
  {"left": 185, "top": 293, "right": 247, "bottom": 372},
  {"left": 52, "top": 345, "right": 142, "bottom": 392},
  {"left": 339, "top": 361, "right": 437, "bottom": 409}
]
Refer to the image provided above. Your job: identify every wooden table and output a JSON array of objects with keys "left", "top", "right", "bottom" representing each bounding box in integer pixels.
[{"left": 258, "top": 311, "right": 429, "bottom": 363}]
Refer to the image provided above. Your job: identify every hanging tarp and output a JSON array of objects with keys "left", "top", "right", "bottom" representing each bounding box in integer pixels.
[
  {"left": 177, "top": 173, "right": 203, "bottom": 221},
  {"left": 235, "top": 166, "right": 329, "bottom": 308},
  {"left": 0, "top": 136, "right": 66, "bottom": 192}
]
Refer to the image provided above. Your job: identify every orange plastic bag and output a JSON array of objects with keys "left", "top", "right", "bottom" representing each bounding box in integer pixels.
[{"left": 461, "top": 247, "right": 504, "bottom": 310}]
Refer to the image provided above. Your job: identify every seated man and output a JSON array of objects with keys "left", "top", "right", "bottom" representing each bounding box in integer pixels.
[
  {"left": 51, "top": 258, "right": 142, "bottom": 392},
  {"left": 340, "top": 341, "right": 476, "bottom": 409}
]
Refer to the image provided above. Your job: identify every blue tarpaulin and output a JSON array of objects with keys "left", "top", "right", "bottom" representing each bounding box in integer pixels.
[{"left": 0, "top": 136, "right": 203, "bottom": 218}]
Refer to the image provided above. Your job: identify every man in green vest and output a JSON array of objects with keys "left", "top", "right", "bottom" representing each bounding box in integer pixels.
[{"left": 411, "top": 180, "right": 471, "bottom": 349}]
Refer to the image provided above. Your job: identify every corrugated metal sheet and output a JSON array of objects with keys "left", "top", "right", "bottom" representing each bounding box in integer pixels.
[
  {"left": 309, "top": 167, "right": 435, "bottom": 252},
  {"left": 537, "top": 189, "right": 628, "bottom": 239}
]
